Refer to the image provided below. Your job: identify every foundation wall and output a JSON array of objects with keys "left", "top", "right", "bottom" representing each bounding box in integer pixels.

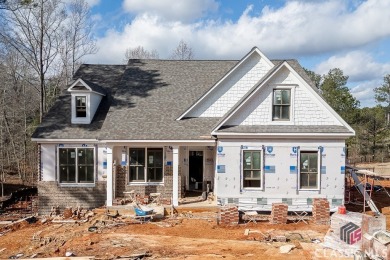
[
  {"left": 37, "top": 181, "right": 106, "bottom": 215},
  {"left": 115, "top": 165, "right": 182, "bottom": 201}
]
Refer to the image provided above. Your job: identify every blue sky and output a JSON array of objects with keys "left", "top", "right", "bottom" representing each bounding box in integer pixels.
[{"left": 84, "top": 0, "right": 390, "bottom": 107}]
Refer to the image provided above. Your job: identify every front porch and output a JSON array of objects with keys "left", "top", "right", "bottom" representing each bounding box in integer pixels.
[{"left": 105, "top": 143, "right": 217, "bottom": 208}]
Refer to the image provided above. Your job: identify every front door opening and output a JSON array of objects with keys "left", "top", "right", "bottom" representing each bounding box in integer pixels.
[{"left": 189, "top": 151, "right": 203, "bottom": 191}]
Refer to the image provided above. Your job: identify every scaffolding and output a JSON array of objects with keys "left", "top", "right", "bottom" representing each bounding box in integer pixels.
[{"left": 345, "top": 165, "right": 390, "bottom": 215}]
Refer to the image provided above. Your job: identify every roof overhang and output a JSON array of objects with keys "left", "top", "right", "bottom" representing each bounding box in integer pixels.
[
  {"left": 68, "top": 78, "right": 106, "bottom": 96},
  {"left": 213, "top": 132, "right": 354, "bottom": 139}
]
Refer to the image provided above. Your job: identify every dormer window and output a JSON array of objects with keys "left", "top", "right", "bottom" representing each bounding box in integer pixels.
[
  {"left": 68, "top": 78, "right": 106, "bottom": 124},
  {"left": 75, "top": 96, "right": 87, "bottom": 118},
  {"left": 272, "top": 89, "right": 290, "bottom": 120}
]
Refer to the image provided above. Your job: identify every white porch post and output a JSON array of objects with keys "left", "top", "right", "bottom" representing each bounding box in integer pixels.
[
  {"left": 106, "top": 146, "right": 113, "bottom": 207},
  {"left": 172, "top": 146, "right": 179, "bottom": 207}
]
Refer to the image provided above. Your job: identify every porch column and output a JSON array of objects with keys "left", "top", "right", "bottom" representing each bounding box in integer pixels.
[
  {"left": 172, "top": 146, "right": 179, "bottom": 207},
  {"left": 106, "top": 146, "right": 113, "bottom": 207}
]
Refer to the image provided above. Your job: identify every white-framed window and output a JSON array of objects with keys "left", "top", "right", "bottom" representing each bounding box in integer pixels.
[
  {"left": 58, "top": 147, "right": 95, "bottom": 184},
  {"left": 272, "top": 89, "right": 291, "bottom": 120},
  {"left": 299, "top": 151, "right": 319, "bottom": 189},
  {"left": 242, "top": 150, "right": 263, "bottom": 189},
  {"left": 75, "top": 96, "right": 87, "bottom": 118},
  {"left": 129, "top": 147, "right": 163, "bottom": 183}
]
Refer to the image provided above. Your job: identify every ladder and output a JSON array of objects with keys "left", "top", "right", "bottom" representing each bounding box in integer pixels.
[{"left": 351, "top": 171, "right": 380, "bottom": 215}]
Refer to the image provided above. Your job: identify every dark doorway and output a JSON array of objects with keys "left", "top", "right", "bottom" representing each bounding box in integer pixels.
[{"left": 189, "top": 151, "right": 203, "bottom": 191}]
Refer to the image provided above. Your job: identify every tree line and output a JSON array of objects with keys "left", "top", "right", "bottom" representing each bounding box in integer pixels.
[
  {"left": 304, "top": 68, "right": 390, "bottom": 164},
  {"left": 0, "top": 0, "right": 96, "bottom": 186}
]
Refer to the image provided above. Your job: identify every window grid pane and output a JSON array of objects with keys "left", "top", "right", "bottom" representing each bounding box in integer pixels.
[
  {"left": 59, "top": 148, "right": 76, "bottom": 183},
  {"left": 147, "top": 148, "right": 163, "bottom": 182},
  {"left": 300, "top": 151, "right": 318, "bottom": 189},
  {"left": 272, "top": 89, "right": 291, "bottom": 120},
  {"left": 75, "top": 96, "right": 86, "bottom": 118},
  {"left": 243, "top": 151, "right": 262, "bottom": 188},
  {"left": 59, "top": 148, "right": 94, "bottom": 183}
]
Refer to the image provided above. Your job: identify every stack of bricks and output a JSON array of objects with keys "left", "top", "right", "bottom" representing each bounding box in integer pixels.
[
  {"left": 269, "top": 203, "right": 288, "bottom": 224},
  {"left": 312, "top": 198, "right": 330, "bottom": 225},
  {"left": 219, "top": 204, "right": 239, "bottom": 226}
]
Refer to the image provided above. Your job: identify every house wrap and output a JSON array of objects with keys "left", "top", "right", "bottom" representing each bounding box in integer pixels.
[{"left": 32, "top": 47, "right": 354, "bottom": 215}]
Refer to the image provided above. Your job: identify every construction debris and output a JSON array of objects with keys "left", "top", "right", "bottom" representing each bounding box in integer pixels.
[{"left": 279, "top": 244, "right": 295, "bottom": 254}]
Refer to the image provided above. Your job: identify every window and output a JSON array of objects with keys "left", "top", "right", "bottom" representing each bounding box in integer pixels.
[
  {"left": 129, "top": 148, "right": 163, "bottom": 183},
  {"left": 59, "top": 148, "right": 94, "bottom": 183},
  {"left": 75, "top": 96, "right": 86, "bottom": 117},
  {"left": 272, "top": 89, "right": 290, "bottom": 120},
  {"left": 243, "top": 150, "right": 262, "bottom": 188},
  {"left": 147, "top": 149, "right": 163, "bottom": 181},
  {"left": 299, "top": 151, "right": 318, "bottom": 189}
]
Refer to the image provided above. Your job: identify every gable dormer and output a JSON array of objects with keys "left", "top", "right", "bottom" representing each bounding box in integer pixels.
[
  {"left": 67, "top": 78, "right": 106, "bottom": 124},
  {"left": 177, "top": 47, "right": 274, "bottom": 120}
]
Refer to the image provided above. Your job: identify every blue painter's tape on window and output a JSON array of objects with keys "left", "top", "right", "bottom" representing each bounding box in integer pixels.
[
  {"left": 290, "top": 165, "right": 297, "bottom": 174},
  {"left": 102, "top": 161, "right": 107, "bottom": 169},
  {"left": 264, "top": 165, "right": 275, "bottom": 173},
  {"left": 166, "top": 161, "right": 172, "bottom": 166},
  {"left": 321, "top": 166, "right": 326, "bottom": 174},
  {"left": 341, "top": 166, "right": 345, "bottom": 174}
]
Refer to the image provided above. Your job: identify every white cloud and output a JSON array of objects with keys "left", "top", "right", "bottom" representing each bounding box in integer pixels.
[
  {"left": 85, "top": 0, "right": 100, "bottom": 7},
  {"left": 122, "top": 0, "right": 219, "bottom": 22},
  {"left": 314, "top": 51, "right": 390, "bottom": 81},
  {"left": 350, "top": 80, "right": 382, "bottom": 107},
  {"left": 88, "top": 0, "right": 390, "bottom": 64}
]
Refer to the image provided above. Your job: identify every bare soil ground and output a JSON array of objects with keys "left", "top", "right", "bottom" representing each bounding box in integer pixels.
[
  {"left": 0, "top": 212, "right": 341, "bottom": 260},
  {"left": 2, "top": 162, "right": 390, "bottom": 259}
]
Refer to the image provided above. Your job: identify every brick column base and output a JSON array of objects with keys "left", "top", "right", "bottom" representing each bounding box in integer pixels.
[
  {"left": 313, "top": 198, "right": 330, "bottom": 225},
  {"left": 219, "top": 204, "right": 239, "bottom": 226},
  {"left": 270, "top": 203, "right": 288, "bottom": 224}
]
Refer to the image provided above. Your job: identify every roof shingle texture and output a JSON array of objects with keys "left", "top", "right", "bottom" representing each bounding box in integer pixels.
[
  {"left": 32, "top": 58, "right": 350, "bottom": 140},
  {"left": 33, "top": 60, "right": 236, "bottom": 140}
]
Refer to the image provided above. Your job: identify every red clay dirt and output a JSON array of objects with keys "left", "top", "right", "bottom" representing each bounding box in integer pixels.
[
  {"left": 2, "top": 162, "right": 390, "bottom": 259},
  {"left": 0, "top": 211, "right": 346, "bottom": 260}
]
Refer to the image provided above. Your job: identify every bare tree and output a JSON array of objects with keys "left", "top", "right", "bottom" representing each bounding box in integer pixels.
[
  {"left": 123, "top": 46, "right": 159, "bottom": 63},
  {"left": 0, "top": 45, "right": 38, "bottom": 184},
  {"left": 60, "top": 0, "right": 97, "bottom": 85},
  {"left": 0, "top": 0, "right": 33, "bottom": 11},
  {"left": 169, "top": 40, "right": 194, "bottom": 60},
  {"left": 0, "top": 0, "right": 66, "bottom": 123}
]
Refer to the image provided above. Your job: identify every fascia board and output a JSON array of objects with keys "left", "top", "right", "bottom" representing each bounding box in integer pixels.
[
  {"left": 31, "top": 138, "right": 98, "bottom": 143},
  {"left": 68, "top": 78, "right": 105, "bottom": 96},
  {"left": 67, "top": 78, "right": 92, "bottom": 92},
  {"left": 212, "top": 132, "right": 354, "bottom": 139},
  {"left": 176, "top": 47, "right": 274, "bottom": 120}
]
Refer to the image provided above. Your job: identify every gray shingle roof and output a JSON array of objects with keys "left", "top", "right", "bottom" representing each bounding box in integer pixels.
[
  {"left": 32, "top": 58, "right": 350, "bottom": 141},
  {"left": 80, "top": 79, "right": 107, "bottom": 95},
  {"left": 32, "top": 60, "right": 237, "bottom": 140}
]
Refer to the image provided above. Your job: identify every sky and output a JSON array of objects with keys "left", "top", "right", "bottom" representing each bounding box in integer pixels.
[{"left": 83, "top": 0, "right": 390, "bottom": 108}]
